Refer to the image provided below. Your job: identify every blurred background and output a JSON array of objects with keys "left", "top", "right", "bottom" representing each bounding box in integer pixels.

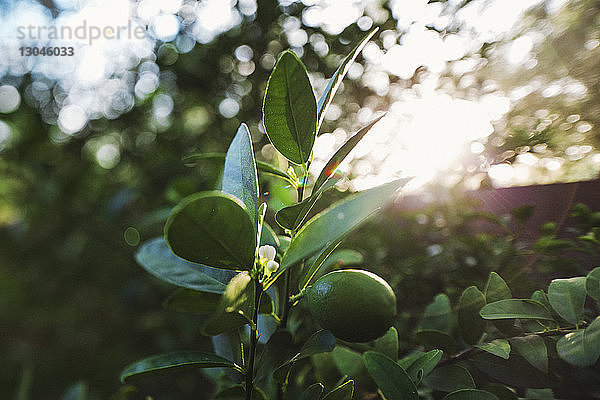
[{"left": 0, "top": 0, "right": 599, "bottom": 398}]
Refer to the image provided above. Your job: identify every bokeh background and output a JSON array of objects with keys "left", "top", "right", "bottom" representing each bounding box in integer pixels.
[{"left": 1, "top": 0, "right": 599, "bottom": 398}]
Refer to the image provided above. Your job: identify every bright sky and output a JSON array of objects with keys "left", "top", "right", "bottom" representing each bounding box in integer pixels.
[{"left": 0, "top": 0, "right": 574, "bottom": 191}]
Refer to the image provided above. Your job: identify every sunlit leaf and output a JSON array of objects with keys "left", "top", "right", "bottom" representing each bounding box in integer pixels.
[
  {"left": 556, "top": 317, "right": 600, "bottom": 366},
  {"left": 405, "top": 349, "right": 443, "bottom": 384},
  {"left": 484, "top": 272, "right": 512, "bottom": 303},
  {"left": 476, "top": 339, "right": 510, "bottom": 360},
  {"left": 222, "top": 123, "right": 259, "bottom": 226},
  {"left": 263, "top": 50, "right": 317, "bottom": 164},
  {"left": 322, "top": 380, "right": 354, "bottom": 400},
  {"left": 165, "top": 192, "right": 256, "bottom": 270},
  {"left": 300, "top": 383, "right": 324, "bottom": 400},
  {"left": 317, "top": 28, "right": 378, "bottom": 130},
  {"left": 548, "top": 276, "right": 586, "bottom": 324},
  {"left": 120, "top": 351, "right": 239, "bottom": 383},
  {"left": 586, "top": 267, "right": 600, "bottom": 303},
  {"left": 479, "top": 299, "right": 553, "bottom": 320},
  {"left": 458, "top": 286, "right": 486, "bottom": 345},
  {"left": 510, "top": 335, "right": 547, "bottom": 373},
  {"left": 364, "top": 351, "right": 418, "bottom": 400}
]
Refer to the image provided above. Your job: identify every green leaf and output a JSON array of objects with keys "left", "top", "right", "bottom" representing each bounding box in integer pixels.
[
  {"left": 165, "top": 192, "right": 256, "bottom": 270},
  {"left": 164, "top": 289, "right": 221, "bottom": 314},
  {"left": 135, "top": 238, "right": 232, "bottom": 293},
  {"left": 313, "top": 115, "right": 385, "bottom": 193},
  {"left": 275, "top": 176, "right": 340, "bottom": 231},
  {"left": 260, "top": 222, "right": 280, "bottom": 249},
  {"left": 482, "top": 384, "right": 518, "bottom": 400},
  {"left": 511, "top": 205, "right": 535, "bottom": 225},
  {"left": 263, "top": 50, "right": 317, "bottom": 164},
  {"left": 585, "top": 267, "right": 600, "bottom": 303},
  {"left": 300, "top": 383, "right": 324, "bottom": 400},
  {"left": 484, "top": 272, "right": 512, "bottom": 303},
  {"left": 414, "top": 329, "right": 457, "bottom": 354},
  {"left": 202, "top": 272, "right": 259, "bottom": 335},
  {"left": 548, "top": 277, "right": 586, "bottom": 324},
  {"left": 255, "top": 330, "right": 293, "bottom": 383},
  {"left": 374, "top": 327, "right": 399, "bottom": 361},
  {"left": 442, "top": 389, "right": 499, "bottom": 400},
  {"left": 476, "top": 339, "right": 510, "bottom": 359},
  {"left": 332, "top": 346, "right": 365, "bottom": 377},
  {"left": 120, "top": 351, "right": 238, "bottom": 382},
  {"left": 274, "top": 178, "right": 410, "bottom": 282},
  {"left": 273, "top": 330, "right": 336, "bottom": 383},
  {"left": 509, "top": 335, "right": 548, "bottom": 373},
  {"left": 556, "top": 316, "right": 600, "bottom": 366},
  {"left": 364, "top": 351, "right": 418, "bottom": 400},
  {"left": 424, "top": 365, "right": 475, "bottom": 392},
  {"left": 182, "top": 152, "right": 295, "bottom": 185},
  {"left": 479, "top": 299, "right": 553, "bottom": 320},
  {"left": 420, "top": 294, "right": 453, "bottom": 333},
  {"left": 214, "top": 385, "right": 268, "bottom": 400},
  {"left": 322, "top": 380, "right": 354, "bottom": 400},
  {"left": 459, "top": 286, "right": 486, "bottom": 345},
  {"left": 61, "top": 382, "right": 88, "bottom": 400},
  {"left": 471, "top": 352, "right": 555, "bottom": 388},
  {"left": 298, "top": 247, "right": 363, "bottom": 291},
  {"left": 317, "top": 28, "right": 378, "bottom": 130},
  {"left": 405, "top": 349, "right": 443, "bottom": 384},
  {"left": 222, "top": 123, "right": 259, "bottom": 226}
]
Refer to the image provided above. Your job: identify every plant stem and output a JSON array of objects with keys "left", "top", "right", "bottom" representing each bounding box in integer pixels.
[
  {"left": 246, "top": 276, "right": 263, "bottom": 400},
  {"left": 281, "top": 268, "right": 292, "bottom": 327}
]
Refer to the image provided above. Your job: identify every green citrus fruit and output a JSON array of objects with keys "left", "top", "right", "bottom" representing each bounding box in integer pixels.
[{"left": 306, "top": 269, "right": 396, "bottom": 342}]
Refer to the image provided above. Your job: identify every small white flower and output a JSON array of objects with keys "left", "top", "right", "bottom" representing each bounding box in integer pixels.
[
  {"left": 265, "top": 260, "right": 279, "bottom": 274},
  {"left": 258, "top": 245, "right": 276, "bottom": 261}
]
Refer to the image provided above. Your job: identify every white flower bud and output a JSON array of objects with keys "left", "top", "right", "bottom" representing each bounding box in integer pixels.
[
  {"left": 265, "top": 260, "right": 279, "bottom": 274},
  {"left": 258, "top": 245, "right": 276, "bottom": 261}
]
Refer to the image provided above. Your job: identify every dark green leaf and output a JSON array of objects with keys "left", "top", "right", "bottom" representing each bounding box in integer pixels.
[
  {"left": 263, "top": 50, "right": 317, "bottom": 164},
  {"left": 260, "top": 222, "right": 280, "bottom": 249},
  {"left": 442, "top": 389, "right": 499, "bottom": 400},
  {"left": 255, "top": 330, "right": 293, "bottom": 383},
  {"left": 273, "top": 330, "right": 336, "bottom": 383},
  {"left": 164, "top": 289, "right": 221, "bottom": 314},
  {"left": 364, "top": 351, "right": 418, "bottom": 400},
  {"left": 212, "top": 330, "right": 243, "bottom": 383},
  {"left": 586, "top": 267, "right": 600, "bottom": 303},
  {"left": 556, "top": 316, "right": 600, "bottom": 366},
  {"left": 313, "top": 115, "right": 385, "bottom": 192},
  {"left": 300, "top": 383, "right": 324, "bottom": 400},
  {"left": 332, "top": 346, "right": 365, "bottom": 377},
  {"left": 298, "top": 246, "right": 363, "bottom": 291},
  {"left": 405, "top": 349, "right": 443, "bottom": 384},
  {"left": 479, "top": 299, "right": 553, "bottom": 320},
  {"left": 61, "top": 382, "right": 88, "bottom": 400},
  {"left": 484, "top": 272, "right": 512, "bottom": 303},
  {"left": 510, "top": 335, "right": 547, "bottom": 373},
  {"left": 182, "top": 153, "right": 295, "bottom": 185},
  {"left": 471, "top": 352, "right": 555, "bottom": 388},
  {"left": 459, "top": 286, "right": 486, "bottom": 345},
  {"left": 165, "top": 192, "right": 256, "bottom": 270},
  {"left": 476, "top": 339, "right": 510, "bottom": 359},
  {"left": 511, "top": 205, "right": 535, "bottom": 225},
  {"left": 322, "top": 380, "right": 354, "bottom": 400},
  {"left": 120, "top": 351, "right": 238, "bottom": 382},
  {"left": 135, "top": 238, "right": 232, "bottom": 293},
  {"left": 374, "top": 327, "right": 399, "bottom": 361},
  {"left": 317, "top": 28, "right": 378, "bottom": 130},
  {"left": 222, "top": 123, "right": 259, "bottom": 226},
  {"left": 548, "top": 277, "right": 586, "bottom": 324},
  {"left": 274, "top": 178, "right": 410, "bottom": 283},
  {"left": 414, "top": 330, "right": 457, "bottom": 354},
  {"left": 424, "top": 365, "right": 475, "bottom": 392},
  {"left": 214, "top": 385, "right": 267, "bottom": 400},
  {"left": 482, "top": 384, "right": 518, "bottom": 400},
  {"left": 420, "top": 294, "right": 453, "bottom": 333}
]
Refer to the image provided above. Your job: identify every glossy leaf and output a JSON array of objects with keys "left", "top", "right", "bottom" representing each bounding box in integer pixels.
[
  {"left": 120, "top": 351, "right": 238, "bottom": 382},
  {"left": 222, "top": 123, "right": 259, "bottom": 226},
  {"left": 479, "top": 299, "right": 553, "bottom": 320},
  {"left": 273, "top": 330, "right": 336, "bottom": 383},
  {"left": 364, "top": 351, "right": 418, "bottom": 400},
  {"left": 300, "top": 383, "right": 324, "bottom": 400},
  {"left": 260, "top": 222, "right": 280, "bottom": 249},
  {"left": 471, "top": 352, "right": 554, "bottom": 388},
  {"left": 165, "top": 192, "right": 256, "bottom": 270},
  {"left": 212, "top": 330, "right": 244, "bottom": 383},
  {"left": 548, "top": 276, "right": 586, "bottom": 324},
  {"left": 374, "top": 327, "right": 399, "bottom": 361},
  {"left": 510, "top": 335, "right": 548, "bottom": 373},
  {"left": 182, "top": 152, "right": 295, "bottom": 185},
  {"left": 424, "top": 365, "right": 475, "bottom": 392},
  {"left": 263, "top": 50, "right": 317, "bottom": 164},
  {"left": 420, "top": 293, "right": 453, "bottom": 333},
  {"left": 556, "top": 316, "right": 600, "bottom": 366},
  {"left": 484, "top": 272, "right": 512, "bottom": 303},
  {"left": 405, "top": 349, "right": 443, "bottom": 384},
  {"left": 442, "top": 389, "right": 499, "bottom": 400},
  {"left": 414, "top": 329, "right": 457, "bottom": 354},
  {"left": 586, "top": 267, "right": 600, "bottom": 303},
  {"left": 135, "top": 238, "right": 233, "bottom": 293},
  {"left": 476, "top": 339, "right": 510, "bottom": 360},
  {"left": 275, "top": 178, "right": 410, "bottom": 282},
  {"left": 317, "top": 28, "right": 378, "bottom": 130},
  {"left": 458, "top": 286, "right": 486, "bottom": 344},
  {"left": 313, "top": 115, "right": 385, "bottom": 192},
  {"left": 322, "top": 380, "right": 354, "bottom": 400}
]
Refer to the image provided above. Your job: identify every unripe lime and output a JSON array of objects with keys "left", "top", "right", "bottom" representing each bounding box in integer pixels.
[{"left": 306, "top": 269, "right": 396, "bottom": 342}]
